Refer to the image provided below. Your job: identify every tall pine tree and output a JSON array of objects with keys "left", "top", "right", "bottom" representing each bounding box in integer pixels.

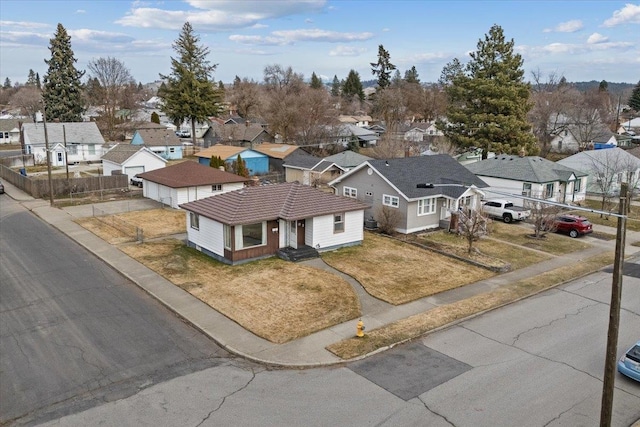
[
  {"left": 442, "top": 24, "right": 536, "bottom": 158},
  {"left": 342, "top": 70, "right": 364, "bottom": 102},
  {"left": 43, "top": 23, "right": 85, "bottom": 122},
  {"left": 159, "top": 22, "right": 222, "bottom": 145},
  {"left": 331, "top": 75, "right": 341, "bottom": 97},
  {"left": 629, "top": 81, "right": 640, "bottom": 112},
  {"left": 370, "top": 44, "right": 396, "bottom": 89},
  {"left": 310, "top": 72, "right": 323, "bottom": 89}
]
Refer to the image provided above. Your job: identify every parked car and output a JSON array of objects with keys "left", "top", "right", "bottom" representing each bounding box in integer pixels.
[
  {"left": 618, "top": 340, "right": 640, "bottom": 382},
  {"left": 552, "top": 214, "right": 593, "bottom": 238},
  {"left": 130, "top": 175, "right": 143, "bottom": 188},
  {"left": 175, "top": 130, "right": 191, "bottom": 138},
  {"left": 482, "top": 199, "right": 531, "bottom": 223},
  {"left": 0, "top": 181, "right": 4, "bottom": 194}
]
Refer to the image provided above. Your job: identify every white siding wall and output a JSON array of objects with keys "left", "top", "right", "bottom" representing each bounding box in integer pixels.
[
  {"left": 186, "top": 214, "right": 225, "bottom": 257},
  {"left": 102, "top": 160, "right": 120, "bottom": 176},
  {"left": 310, "top": 210, "right": 364, "bottom": 250}
]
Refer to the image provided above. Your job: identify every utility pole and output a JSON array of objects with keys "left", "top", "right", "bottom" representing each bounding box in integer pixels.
[
  {"left": 599, "top": 182, "right": 627, "bottom": 426},
  {"left": 42, "top": 105, "right": 54, "bottom": 206}
]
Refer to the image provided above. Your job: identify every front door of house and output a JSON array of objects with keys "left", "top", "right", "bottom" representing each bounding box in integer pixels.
[{"left": 288, "top": 220, "right": 297, "bottom": 249}]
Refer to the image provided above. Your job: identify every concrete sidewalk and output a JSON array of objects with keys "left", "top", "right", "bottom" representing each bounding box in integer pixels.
[{"left": 4, "top": 180, "right": 638, "bottom": 367}]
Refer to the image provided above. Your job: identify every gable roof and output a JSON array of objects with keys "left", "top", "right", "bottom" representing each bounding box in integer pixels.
[
  {"left": 180, "top": 182, "right": 369, "bottom": 225},
  {"left": 101, "top": 144, "right": 165, "bottom": 164},
  {"left": 323, "top": 150, "right": 373, "bottom": 168},
  {"left": 196, "top": 144, "right": 247, "bottom": 160},
  {"left": 135, "top": 128, "right": 181, "bottom": 146},
  {"left": 206, "top": 123, "right": 269, "bottom": 142},
  {"left": 465, "top": 155, "right": 588, "bottom": 183},
  {"left": 0, "top": 118, "right": 30, "bottom": 132},
  {"left": 137, "top": 160, "right": 247, "bottom": 188},
  {"left": 253, "top": 143, "right": 299, "bottom": 159},
  {"left": 22, "top": 122, "right": 105, "bottom": 145},
  {"left": 556, "top": 147, "right": 640, "bottom": 172},
  {"left": 331, "top": 154, "right": 488, "bottom": 200}
]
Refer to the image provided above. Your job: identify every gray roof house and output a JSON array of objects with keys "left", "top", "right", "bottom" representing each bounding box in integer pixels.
[
  {"left": 101, "top": 144, "right": 167, "bottom": 178},
  {"left": 283, "top": 150, "right": 344, "bottom": 186},
  {"left": 465, "top": 155, "right": 588, "bottom": 206},
  {"left": 180, "top": 182, "right": 369, "bottom": 265},
  {"left": 323, "top": 150, "right": 373, "bottom": 171},
  {"left": 22, "top": 122, "right": 106, "bottom": 166},
  {"left": 0, "top": 118, "right": 29, "bottom": 144},
  {"left": 329, "top": 154, "right": 488, "bottom": 234},
  {"left": 557, "top": 147, "right": 640, "bottom": 196}
]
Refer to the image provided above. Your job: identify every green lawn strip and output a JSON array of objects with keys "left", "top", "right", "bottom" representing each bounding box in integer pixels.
[{"left": 326, "top": 251, "right": 615, "bottom": 360}]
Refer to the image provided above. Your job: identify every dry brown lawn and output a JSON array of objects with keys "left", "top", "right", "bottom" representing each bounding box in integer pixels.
[
  {"left": 76, "top": 208, "right": 185, "bottom": 244},
  {"left": 327, "top": 251, "right": 616, "bottom": 360},
  {"left": 571, "top": 199, "right": 640, "bottom": 232},
  {"left": 120, "top": 240, "right": 360, "bottom": 343},
  {"left": 488, "top": 222, "right": 591, "bottom": 255},
  {"left": 321, "top": 232, "right": 495, "bottom": 305}
]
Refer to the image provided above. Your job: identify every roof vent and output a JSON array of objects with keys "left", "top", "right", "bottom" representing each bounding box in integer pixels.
[{"left": 417, "top": 183, "right": 434, "bottom": 188}]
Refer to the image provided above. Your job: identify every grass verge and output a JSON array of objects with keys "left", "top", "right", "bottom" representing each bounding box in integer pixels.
[
  {"left": 488, "top": 222, "right": 591, "bottom": 255},
  {"left": 326, "top": 251, "right": 615, "bottom": 360}
]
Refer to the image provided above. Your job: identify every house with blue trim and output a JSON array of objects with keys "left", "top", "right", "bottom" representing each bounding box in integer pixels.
[
  {"left": 195, "top": 144, "right": 269, "bottom": 175},
  {"left": 131, "top": 128, "right": 184, "bottom": 160}
]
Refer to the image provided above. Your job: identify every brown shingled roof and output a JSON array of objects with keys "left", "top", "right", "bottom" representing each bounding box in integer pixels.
[
  {"left": 135, "top": 128, "right": 181, "bottom": 146},
  {"left": 180, "top": 182, "right": 369, "bottom": 225},
  {"left": 137, "top": 161, "right": 247, "bottom": 188},
  {"left": 196, "top": 144, "right": 247, "bottom": 160}
]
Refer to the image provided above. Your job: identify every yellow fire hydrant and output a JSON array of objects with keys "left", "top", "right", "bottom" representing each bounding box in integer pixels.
[{"left": 356, "top": 319, "right": 365, "bottom": 338}]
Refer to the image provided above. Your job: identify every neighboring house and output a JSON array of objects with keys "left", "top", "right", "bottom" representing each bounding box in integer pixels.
[
  {"left": 196, "top": 144, "right": 269, "bottom": 174},
  {"left": 333, "top": 124, "right": 378, "bottom": 148},
  {"left": 137, "top": 160, "right": 247, "bottom": 208},
  {"left": 203, "top": 122, "right": 274, "bottom": 148},
  {"left": 0, "top": 118, "right": 27, "bottom": 144},
  {"left": 101, "top": 144, "right": 167, "bottom": 178},
  {"left": 618, "top": 117, "right": 640, "bottom": 134},
  {"left": 549, "top": 128, "right": 582, "bottom": 153},
  {"left": 282, "top": 150, "right": 344, "bottom": 186},
  {"left": 465, "top": 155, "right": 588, "bottom": 206},
  {"left": 591, "top": 133, "right": 618, "bottom": 149},
  {"left": 323, "top": 150, "right": 373, "bottom": 171},
  {"left": 22, "top": 121, "right": 105, "bottom": 166},
  {"left": 557, "top": 147, "right": 640, "bottom": 196},
  {"left": 402, "top": 122, "right": 442, "bottom": 142},
  {"left": 338, "top": 115, "right": 372, "bottom": 127},
  {"left": 130, "top": 128, "right": 184, "bottom": 160},
  {"left": 180, "top": 182, "right": 369, "bottom": 265},
  {"left": 329, "top": 155, "right": 488, "bottom": 234},
  {"left": 253, "top": 143, "right": 300, "bottom": 175}
]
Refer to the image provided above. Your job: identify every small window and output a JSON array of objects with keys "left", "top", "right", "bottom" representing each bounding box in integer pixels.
[
  {"left": 522, "top": 183, "right": 532, "bottom": 197},
  {"left": 574, "top": 179, "right": 581, "bottom": 192},
  {"left": 545, "top": 183, "right": 554, "bottom": 198},
  {"left": 334, "top": 213, "right": 344, "bottom": 233},
  {"left": 224, "top": 224, "right": 231, "bottom": 249},
  {"left": 343, "top": 186, "right": 357, "bottom": 198},
  {"left": 169, "top": 147, "right": 175, "bottom": 153},
  {"left": 417, "top": 197, "right": 436, "bottom": 215},
  {"left": 88, "top": 145, "right": 96, "bottom": 155},
  {"left": 212, "top": 184, "right": 222, "bottom": 192},
  {"left": 383, "top": 194, "right": 399, "bottom": 208},
  {"left": 190, "top": 212, "right": 199, "bottom": 230}
]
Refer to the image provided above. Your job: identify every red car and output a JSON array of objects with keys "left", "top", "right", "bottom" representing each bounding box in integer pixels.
[{"left": 553, "top": 214, "right": 593, "bottom": 238}]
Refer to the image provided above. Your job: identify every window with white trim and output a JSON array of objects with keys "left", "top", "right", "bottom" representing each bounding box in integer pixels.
[
  {"left": 343, "top": 186, "right": 357, "bottom": 198},
  {"left": 212, "top": 184, "right": 222, "bottom": 192},
  {"left": 190, "top": 212, "right": 199, "bottom": 230},
  {"left": 334, "top": 213, "right": 344, "bottom": 233},
  {"left": 522, "top": 183, "right": 531, "bottom": 197},
  {"left": 545, "top": 183, "right": 554, "bottom": 198},
  {"left": 417, "top": 197, "right": 436, "bottom": 215},
  {"left": 382, "top": 194, "right": 399, "bottom": 208},
  {"left": 224, "top": 225, "right": 231, "bottom": 249},
  {"left": 574, "top": 179, "right": 581, "bottom": 192}
]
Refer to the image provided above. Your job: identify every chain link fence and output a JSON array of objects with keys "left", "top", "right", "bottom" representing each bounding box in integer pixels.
[{"left": 92, "top": 205, "right": 143, "bottom": 243}]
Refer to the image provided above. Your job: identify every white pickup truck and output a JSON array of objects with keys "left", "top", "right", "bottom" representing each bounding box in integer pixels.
[{"left": 482, "top": 199, "right": 531, "bottom": 223}]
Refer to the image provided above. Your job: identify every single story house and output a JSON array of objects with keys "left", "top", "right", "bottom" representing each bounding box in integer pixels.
[
  {"left": 282, "top": 150, "right": 344, "bottom": 186},
  {"left": 323, "top": 150, "right": 373, "bottom": 171},
  {"left": 137, "top": 160, "right": 247, "bottom": 208},
  {"left": 329, "top": 155, "right": 488, "bottom": 234},
  {"left": 253, "top": 143, "right": 300, "bottom": 175},
  {"left": 22, "top": 121, "right": 105, "bottom": 166},
  {"left": 131, "top": 128, "right": 184, "bottom": 160},
  {"left": 557, "top": 147, "right": 640, "bottom": 196},
  {"left": 196, "top": 144, "right": 269, "bottom": 175},
  {"left": 202, "top": 122, "right": 274, "bottom": 148},
  {"left": 180, "top": 182, "right": 369, "bottom": 265},
  {"left": 101, "top": 144, "right": 167, "bottom": 178},
  {"left": 0, "top": 118, "right": 26, "bottom": 144},
  {"left": 465, "top": 155, "right": 588, "bottom": 206},
  {"left": 333, "top": 124, "right": 378, "bottom": 148}
]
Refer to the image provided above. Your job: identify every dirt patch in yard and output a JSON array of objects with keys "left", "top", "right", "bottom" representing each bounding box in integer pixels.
[
  {"left": 120, "top": 240, "right": 361, "bottom": 343},
  {"left": 76, "top": 208, "right": 186, "bottom": 244},
  {"left": 321, "top": 232, "right": 495, "bottom": 305}
]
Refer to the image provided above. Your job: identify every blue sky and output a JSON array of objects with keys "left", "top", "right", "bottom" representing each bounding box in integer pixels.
[{"left": 1, "top": 1, "right": 639, "bottom": 86}]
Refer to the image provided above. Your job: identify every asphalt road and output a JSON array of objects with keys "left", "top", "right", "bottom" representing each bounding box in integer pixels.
[
  {"left": 0, "top": 196, "right": 243, "bottom": 425},
  {"left": 38, "top": 253, "right": 640, "bottom": 426}
]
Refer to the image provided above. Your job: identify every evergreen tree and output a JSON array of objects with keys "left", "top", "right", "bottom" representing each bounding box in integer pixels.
[
  {"left": 209, "top": 155, "right": 225, "bottom": 169},
  {"left": 158, "top": 22, "right": 222, "bottom": 144},
  {"left": 391, "top": 69, "right": 402, "bottom": 87},
  {"left": 370, "top": 44, "right": 396, "bottom": 89},
  {"left": 404, "top": 66, "right": 420, "bottom": 84},
  {"left": 599, "top": 80, "right": 608, "bottom": 92},
  {"left": 310, "top": 72, "right": 323, "bottom": 89},
  {"left": 331, "top": 75, "right": 341, "bottom": 97},
  {"left": 442, "top": 24, "right": 537, "bottom": 158},
  {"left": 150, "top": 111, "right": 160, "bottom": 124},
  {"left": 42, "top": 23, "right": 85, "bottom": 122},
  {"left": 233, "top": 154, "right": 249, "bottom": 177},
  {"left": 36, "top": 72, "right": 41, "bottom": 89},
  {"left": 628, "top": 81, "right": 640, "bottom": 111},
  {"left": 3, "top": 78, "right": 11, "bottom": 89},
  {"left": 342, "top": 69, "right": 364, "bottom": 102},
  {"left": 26, "top": 69, "right": 38, "bottom": 87}
]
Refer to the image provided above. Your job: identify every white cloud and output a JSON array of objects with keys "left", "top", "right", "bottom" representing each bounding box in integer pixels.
[
  {"left": 0, "top": 30, "right": 49, "bottom": 47},
  {"left": 0, "top": 20, "right": 50, "bottom": 29},
  {"left": 305, "top": 18, "right": 313, "bottom": 24},
  {"left": 270, "top": 29, "right": 373, "bottom": 42},
  {"left": 544, "top": 19, "right": 583, "bottom": 33},
  {"left": 75, "top": 9, "right": 86, "bottom": 14},
  {"left": 587, "top": 32, "right": 609, "bottom": 44},
  {"left": 329, "top": 45, "right": 367, "bottom": 57},
  {"left": 603, "top": 3, "right": 640, "bottom": 27},
  {"left": 68, "top": 29, "right": 135, "bottom": 44},
  {"left": 228, "top": 34, "right": 291, "bottom": 46}
]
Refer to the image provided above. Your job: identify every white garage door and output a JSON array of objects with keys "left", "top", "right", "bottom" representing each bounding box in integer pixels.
[{"left": 124, "top": 166, "right": 144, "bottom": 178}]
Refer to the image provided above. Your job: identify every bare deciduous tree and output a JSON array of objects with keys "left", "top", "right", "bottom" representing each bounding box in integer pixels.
[
  {"left": 375, "top": 205, "right": 402, "bottom": 235},
  {"left": 584, "top": 149, "right": 640, "bottom": 216},
  {"left": 9, "top": 86, "right": 42, "bottom": 119},
  {"left": 262, "top": 64, "right": 305, "bottom": 141},
  {"left": 457, "top": 208, "right": 489, "bottom": 254},
  {"left": 228, "top": 76, "right": 262, "bottom": 119},
  {"left": 524, "top": 199, "right": 560, "bottom": 238}
]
